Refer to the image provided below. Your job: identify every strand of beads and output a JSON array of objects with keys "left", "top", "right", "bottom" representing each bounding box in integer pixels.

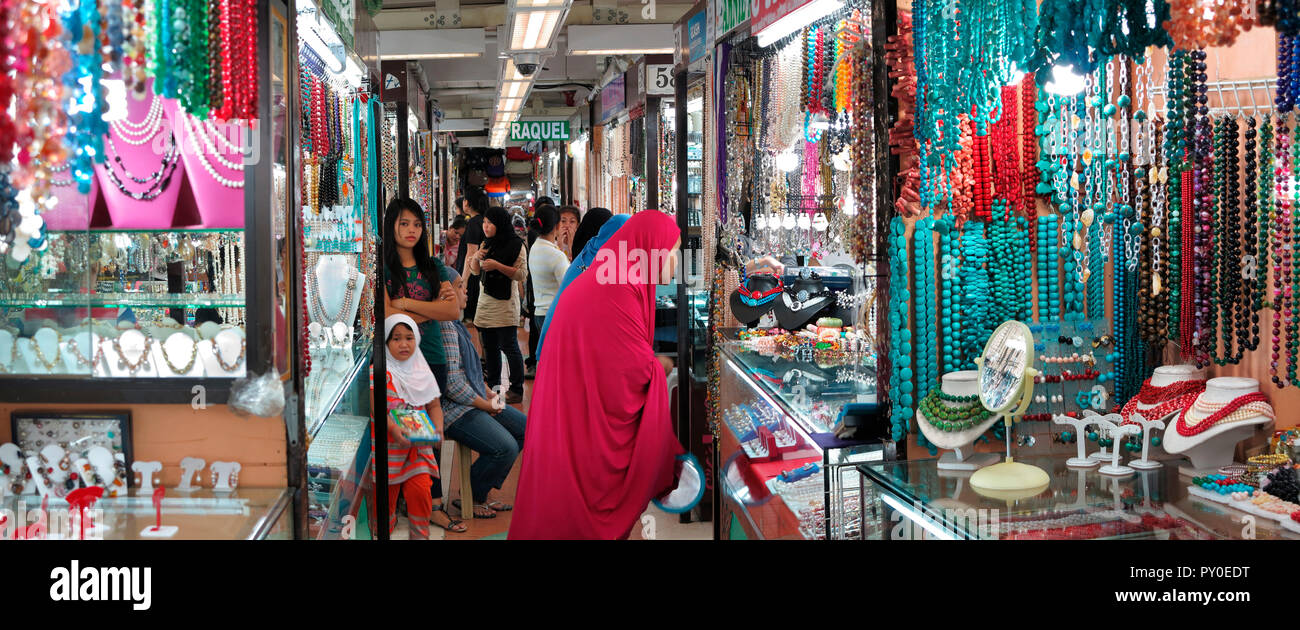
[
  {"left": 1164, "top": 51, "right": 1187, "bottom": 342},
  {"left": 1289, "top": 115, "right": 1300, "bottom": 385},
  {"left": 1208, "top": 115, "right": 1226, "bottom": 363},
  {"left": 960, "top": 222, "right": 993, "bottom": 366},
  {"left": 1272, "top": 116, "right": 1293, "bottom": 387},
  {"left": 1037, "top": 214, "right": 1060, "bottom": 321},
  {"left": 937, "top": 216, "right": 964, "bottom": 373},
  {"left": 888, "top": 217, "right": 913, "bottom": 442},
  {"left": 63, "top": 0, "right": 108, "bottom": 195},
  {"left": 913, "top": 217, "right": 937, "bottom": 454},
  {"left": 1253, "top": 116, "right": 1273, "bottom": 353}
]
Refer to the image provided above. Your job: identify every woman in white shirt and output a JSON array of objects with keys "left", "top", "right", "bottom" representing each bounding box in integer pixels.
[{"left": 527, "top": 206, "right": 568, "bottom": 371}]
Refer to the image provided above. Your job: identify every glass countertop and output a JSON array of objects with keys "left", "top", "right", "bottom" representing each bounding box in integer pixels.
[
  {"left": 719, "top": 338, "right": 876, "bottom": 435},
  {"left": 858, "top": 456, "right": 1299, "bottom": 540},
  {"left": 3, "top": 488, "right": 291, "bottom": 540}
]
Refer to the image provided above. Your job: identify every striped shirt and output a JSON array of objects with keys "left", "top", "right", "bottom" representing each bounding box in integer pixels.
[
  {"left": 439, "top": 320, "right": 487, "bottom": 427},
  {"left": 384, "top": 371, "right": 439, "bottom": 484}
]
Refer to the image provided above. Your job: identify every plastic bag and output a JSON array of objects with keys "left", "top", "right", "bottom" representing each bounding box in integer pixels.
[{"left": 228, "top": 368, "right": 286, "bottom": 418}]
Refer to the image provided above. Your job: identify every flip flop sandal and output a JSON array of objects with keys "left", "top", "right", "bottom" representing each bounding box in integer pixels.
[
  {"left": 452, "top": 499, "right": 498, "bottom": 519},
  {"left": 430, "top": 508, "right": 468, "bottom": 533},
  {"left": 483, "top": 500, "right": 513, "bottom": 512}
]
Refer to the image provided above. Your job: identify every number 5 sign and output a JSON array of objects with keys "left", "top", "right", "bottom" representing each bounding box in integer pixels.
[{"left": 646, "top": 64, "right": 675, "bottom": 96}]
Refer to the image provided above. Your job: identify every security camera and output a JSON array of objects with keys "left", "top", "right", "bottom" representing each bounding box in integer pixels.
[{"left": 512, "top": 52, "right": 541, "bottom": 76}]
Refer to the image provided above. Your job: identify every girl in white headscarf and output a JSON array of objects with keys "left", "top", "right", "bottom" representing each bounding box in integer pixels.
[{"left": 384, "top": 314, "right": 466, "bottom": 535}]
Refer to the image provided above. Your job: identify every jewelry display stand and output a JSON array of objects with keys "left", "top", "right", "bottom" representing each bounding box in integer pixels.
[
  {"left": 132, "top": 460, "right": 162, "bottom": 493},
  {"left": 100, "top": 329, "right": 160, "bottom": 378},
  {"left": 86, "top": 447, "right": 125, "bottom": 498},
  {"left": 94, "top": 87, "right": 185, "bottom": 229},
  {"left": 1120, "top": 364, "right": 1203, "bottom": 465},
  {"left": 38, "top": 443, "right": 74, "bottom": 499},
  {"left": 1092, "top": 415, "right": 1140, "bottom": 476},
  {"left": 970, "top": 321, "right": 1050, "bottom": 496},
  {"left": 140, "top": 487, "right": 178, "bottom": 538},
  {"left": 1163, "top": 377, "right": 1273, "bottom": 476},
  {"left": 0, "top": 329, "right": 27, "bottom": 374},
  {"left": 1126, "top": 413, "right": 1166, "bottom": 470},
  {"left": 61, "top": 329, "right": 105, "bottom": 376},
  {"left": 198, "top": 328, "right": 247, "bottom": 377},
  {"left": 176, "top": 456, "right": 205, "bottom": 492},
  {"left": 197, "top": 322, "right": 223, "bottom": 341},
  {"left": 1052, "top": 413, "right": 1100, "bottom": 467},
  {"left": 0, "top": 443, "right": 32, "bottom": 495},
  {"left": 308, "top": 255, "right": 364, "bottom": 327},
  {"left": 19, "top": 328, "right": 65, "bottom": 375},
  {"left": 915, "top": 371, "right": 1001, "bottom": 470},
  {"left": 169, "top": 100, "right": 245, "bottom": 228},
  {"left": 210, "top": 461, "right": 241, "bottom": 492},
  {"left": 152, "top": 332, "right": 205, "bottom": 378}
]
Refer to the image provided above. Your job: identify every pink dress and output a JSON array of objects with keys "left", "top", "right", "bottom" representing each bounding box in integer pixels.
[{"left": 509, "top": 210, "right": 685, "bottom": 539}]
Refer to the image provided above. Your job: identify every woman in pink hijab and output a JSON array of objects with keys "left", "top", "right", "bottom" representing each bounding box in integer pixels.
[{"left": 509, "top": 209, "right": 686, "bottom": 540}]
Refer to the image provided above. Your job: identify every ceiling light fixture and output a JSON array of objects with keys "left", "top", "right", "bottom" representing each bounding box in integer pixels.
[
  {"left": 754, "top": 0, "right": 845, "bottom": 48},
  {"left": 505, "top": 0, "right": 571, "bottom": 52},
  {"left": 565, "top": 24, "right": 675, "bottom": 55}
]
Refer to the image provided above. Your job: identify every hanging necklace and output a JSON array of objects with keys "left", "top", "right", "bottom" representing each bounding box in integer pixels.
[
  {"left": 1176, "top": 392, "right": 1274, "bottom": 436},
  {"left": 918, "top": 389, "right": 993, "bottom": 432},
  {"left": 183, "top": 113, "right": 244, "bottom": 188},
  {"left": 1277, "top": 115, "right": 1296, "bottom": 386},
  {"left": 103, "top": 132, "right": 181, "bottom": 200},
  {"left": 112, "top": 334, "right": 153, "bottom": 375},
  {"left": 29, "top": 333, "right": 62, "bottom": 371},
  {"left": 159, "top": 334, "right": 199, "bottom": 375},
  {"left": 109, "top": 95, "right": 164, "bottom": 145},
  {"left": 214, "top": 337, "right": 246, "bottom": 372},
  {"left": 66, "top": 337, "right": 102, "bottom": 370},
  {"left": 307, "top": 264, "right": 357, "bottom": 325}
]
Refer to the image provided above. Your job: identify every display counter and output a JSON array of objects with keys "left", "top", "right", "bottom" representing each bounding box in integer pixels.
[
  {"left": 3, "top": 488, "right": 291, "bottom": 540},
  {"left": 717, "top": 340, "right": 888, "bottom": 540},
  {"left": 859, "top": 455, "right": 1300, "bottom": 540}
]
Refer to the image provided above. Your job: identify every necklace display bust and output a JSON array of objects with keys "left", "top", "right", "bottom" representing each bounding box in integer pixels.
[{"left": 1163, "top": 377, "right": 1273, "bottom": 475}]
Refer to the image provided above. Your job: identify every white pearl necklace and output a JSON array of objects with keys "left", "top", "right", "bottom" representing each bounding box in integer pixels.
[
  {"left": 183, "top": 114, "right": 244, "bottom": 189},
  {"left": 110, "top": 96, "right": 164, "bottom": 145},
  {"left": 203, "top": 119, "right": 244, "bottom": 154}
]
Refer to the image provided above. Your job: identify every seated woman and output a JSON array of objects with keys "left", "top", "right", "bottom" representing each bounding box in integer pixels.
[
  {"left": 439, "top": 270, "right": 527, "bottom": 519},
  {"left": 384, "top": 314, "right": 467, "bottom": 535}
]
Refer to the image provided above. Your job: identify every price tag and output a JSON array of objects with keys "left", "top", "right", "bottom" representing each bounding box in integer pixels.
[{"left": 646, "top": 64, "right": 676, "bottom": 96}]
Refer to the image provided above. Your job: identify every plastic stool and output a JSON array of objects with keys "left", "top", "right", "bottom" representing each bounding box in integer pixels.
[{"left": 439, "top": 438, "right": 475, "bottom": 521}]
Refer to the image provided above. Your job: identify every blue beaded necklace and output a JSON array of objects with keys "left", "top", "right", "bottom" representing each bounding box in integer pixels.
[
  {"left": 1036, "top": 214, "right": 1060, "bottom": 321},
  {"left": 937, "top": 215, "right": 964, "bottom": 373},
  {"left": 888, "top": 217, "right": 913, "bottom": 442},
  {"left": 63, "top": 0, "right": 108, "bottom": 194},
  {"left": 913, "top": 217, "right": 938, "bottom": 419},
  {"left": 960, "top": 222, "right": 993, "bottom": 367}
]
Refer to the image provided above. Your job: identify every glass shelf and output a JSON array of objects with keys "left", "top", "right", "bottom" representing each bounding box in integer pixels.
[
  {"left": 0, "top": 293, "right": 245, "bottom": 308},
  {"left": 720, "top": 339, "right": 877, "bottom": 434},
  {"left": 858, "top": 456, "right": 1300, "bottom": 540},
  {"left": 2, "top": 488, "right": 291, "bottom": 540}
]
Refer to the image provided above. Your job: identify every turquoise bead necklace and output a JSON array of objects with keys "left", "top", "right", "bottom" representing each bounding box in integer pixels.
[
  {"left": 888, "top": 217, "right": 913, "bottom": 442},
  {"left": 914, "top": 218, "right": 938, "bottom": 454},
  {"left": 1036, "top": 214, "right": 1060, "bottom": 321},
  {"left": 989, "top": 201, "right": 1032, "bottom": 324},
  {"left": 960, "top": 222, "right": 993, "bottom": 367},
  {"left": 937, "top": 215, "right": 964, "bottom": 373}
]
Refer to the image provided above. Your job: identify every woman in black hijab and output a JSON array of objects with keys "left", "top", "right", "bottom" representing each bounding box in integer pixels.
[
  {"left": 569, "top": 207, "right": 612, "bottom": 260},
  {"left": 468, "top": 205, "right": 530, "bottom": 403}
]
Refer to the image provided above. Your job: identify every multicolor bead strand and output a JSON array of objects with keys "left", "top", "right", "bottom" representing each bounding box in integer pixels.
[
  {"left": 1272, "top": 116, "right": 1292, "bottom": 387},
  {"left": 1164, "top": 50, "right": 1187, "bottom": 341},
  {"left": 63, "top": 0, "right": 108, "bottom": 194}
]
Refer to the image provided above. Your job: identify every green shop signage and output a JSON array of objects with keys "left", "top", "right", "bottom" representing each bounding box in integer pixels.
[
  {"left": 509, "top": 120, "right": 571, "bottom": 142},
  {"left": 715, "top": 0, "right": 750, "bottom": 41}
]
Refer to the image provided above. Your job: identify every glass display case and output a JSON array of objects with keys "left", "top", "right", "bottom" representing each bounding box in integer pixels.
[
  {"left": 717, "top": 339, "right": 887, "bottom": 540},
  {"left": 859, "top": 456, "right": 1300, "bottom": 540},
  {"left": 306, "top": 409, "right": 375, "bottom": 540},
  {"left": 2, "top": 488, "right": 292, "bottom": 540}
]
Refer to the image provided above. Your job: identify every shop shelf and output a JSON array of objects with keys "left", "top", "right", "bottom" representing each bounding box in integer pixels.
[{"left": 0, "top": 293, "right": 245, "bottom": 308}]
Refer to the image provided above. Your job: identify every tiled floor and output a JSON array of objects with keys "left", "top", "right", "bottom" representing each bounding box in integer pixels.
[{"left": 390, "top": 324, "right": 712, "bottom": 541}]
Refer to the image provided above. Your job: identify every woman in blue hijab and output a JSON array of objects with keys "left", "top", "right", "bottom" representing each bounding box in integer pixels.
[{"left": 535, "top": 213, "right": 630, "bottom": 359}]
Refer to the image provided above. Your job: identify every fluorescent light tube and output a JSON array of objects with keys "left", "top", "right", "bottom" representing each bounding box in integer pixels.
[{"left": 755, "top": 0, "right": 845, "bottom": 48}]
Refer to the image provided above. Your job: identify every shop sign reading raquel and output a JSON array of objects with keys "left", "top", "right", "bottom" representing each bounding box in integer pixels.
[{"left": 509, "top": 120, "right": 571, "bottom": 142}]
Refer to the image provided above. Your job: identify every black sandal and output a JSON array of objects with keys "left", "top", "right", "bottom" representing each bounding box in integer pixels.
[
  {"left": 452, "top": 499, "right": 498, "bottom": 519},
  {"left": 430, "top": 507, "right": 468, "bottom": 533}
]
